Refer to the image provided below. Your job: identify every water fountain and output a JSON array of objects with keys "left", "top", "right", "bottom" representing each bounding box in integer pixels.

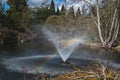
[
  {"left": 0, "top": 24, "right": 96, "bottom": 76},
  {"left": 0, "top": 1, "right": 120, "bottom": 80},
  {"left": 42, "top": 25, "right": 85, "bottom": 62}
]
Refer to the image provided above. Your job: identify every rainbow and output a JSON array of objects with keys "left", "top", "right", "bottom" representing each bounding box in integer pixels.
[{"left": 2, "top": 52, "right": 59, "bottom": 74}]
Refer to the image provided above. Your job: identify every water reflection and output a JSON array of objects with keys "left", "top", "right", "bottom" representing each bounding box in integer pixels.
[{"left": 0, "top": 41, "right": 120, "bottom": 76}]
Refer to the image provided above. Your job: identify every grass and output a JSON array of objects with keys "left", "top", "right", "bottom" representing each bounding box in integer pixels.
[
  {"left": 50, "top": 64, "right": 120, "bottom": 80},
  {"left": 23, "top": 62, "right": 120, "bottom": 80}
]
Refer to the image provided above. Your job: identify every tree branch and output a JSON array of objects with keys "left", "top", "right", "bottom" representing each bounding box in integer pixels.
[{"left": 107, "top": 8, "right": 117, "bottom": 42}]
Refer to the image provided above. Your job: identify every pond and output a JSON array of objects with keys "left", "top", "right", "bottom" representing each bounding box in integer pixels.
[{"left": 0, "top": 40, "right": 120, "bottom": 80}]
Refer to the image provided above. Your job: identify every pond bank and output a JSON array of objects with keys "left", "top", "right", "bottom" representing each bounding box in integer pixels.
[
  {"left": 0, "top": 28, "right": 37, "bottom": 45},
  {"left": 0, "top": 40, "right": 120, "bottom": 80},
  {"left": 51, "top": 65, "right": 120, "bottom": 80}
]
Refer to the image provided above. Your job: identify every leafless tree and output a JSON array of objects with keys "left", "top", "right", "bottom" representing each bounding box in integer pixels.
[{"left": 84, "top": 0, "right": 119, "bottom": 48}]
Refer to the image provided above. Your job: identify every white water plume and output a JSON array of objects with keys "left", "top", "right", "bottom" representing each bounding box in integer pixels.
[{"left": 43, "top": 26, "right": 85, "bottom": 62}]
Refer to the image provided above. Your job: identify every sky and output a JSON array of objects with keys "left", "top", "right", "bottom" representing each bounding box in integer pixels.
[
  {"left": 1, "top": 0, "right": 61, "bottom": 11},
  {"left": 1, "top": 0, "right": 95, "bottom": 15}
]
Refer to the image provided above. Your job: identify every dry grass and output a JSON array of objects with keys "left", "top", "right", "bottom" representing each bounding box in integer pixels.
[
  {"left": 50, "top": 64, "right": 120, "bottom": 80},
  {"left": 115, "top": 46, "right": 120, "bottom": 52}
]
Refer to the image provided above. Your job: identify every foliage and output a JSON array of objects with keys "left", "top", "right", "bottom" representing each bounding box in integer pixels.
[
  {"left": 33, "top": 0, "right": 56, "bottom": 23},
  {"left": 4, "top": 0, "right": 31, "bottom": 31},
  {"left": 0, "top": 1, "right": 3, "bottom": 14},
  {"left": 0, "top": 0, "right": 119, "bottom": 45},
  {"left": 59, "top": 5, "right": 66, "bottom": 15},
  {"left": 45, "top": 14, "right": 98, "bottom": 42},
  {"left": 45, "top": 15, "right": 70, "bottom": 26},
  {"left": 86, "top": 0, "right": 120, "bottom": 47},
  {"left": 0, "top": 2, "right": 5, "bottom": 27}
]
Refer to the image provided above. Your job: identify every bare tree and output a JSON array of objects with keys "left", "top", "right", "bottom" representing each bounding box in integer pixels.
[
  {"left": 62, "top": 0, "right": 119, "bottom": 48},
  {"left": 84, "top": 0, "right": 119, "bottom": 48}
]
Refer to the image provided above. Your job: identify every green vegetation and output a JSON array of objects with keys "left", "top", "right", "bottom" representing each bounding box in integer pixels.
[
  {"left": 33, "top": 0, "right": 55, "bottom": 23},
  {"left": 0, "top": 0, "right": 120, "bottom": 79},
  {"left": 0, "top": 2, "right": 5, "bottom": 27},
  {"left": 5, "top": 0, "right": 31, "bottom": 31},
  {"left": 0, "top": 0, "right": 119, "bottom": 47}
]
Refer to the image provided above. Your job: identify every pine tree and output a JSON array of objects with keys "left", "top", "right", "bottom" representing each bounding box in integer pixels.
[
  {"left": 50, "top": 0, "right": 55, "bottom": 11},
  {"left": 5, "top": 0, "right": 31, "bottom": 31},
  {"left": 0, "top": 1, "right": 3, "bottom": 17},
  {"left": 60, "top": 5, "right": 66, "bottom": 15},
  {"left": 0, "top": 2, "right": 2, "bottom": 27},
  {"left": 0, "top": 1, "right": 5, "bottom": 27},
  {"left": 35, "top": 0, "right": 56, "bottom": 23},
  {"left": 68, "top": 7, "right": 75, "bottom": 19}
]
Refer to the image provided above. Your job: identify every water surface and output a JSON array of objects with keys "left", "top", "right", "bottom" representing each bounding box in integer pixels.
[{"left": 0, "top": 41, "right": 120, "bottom": 80}]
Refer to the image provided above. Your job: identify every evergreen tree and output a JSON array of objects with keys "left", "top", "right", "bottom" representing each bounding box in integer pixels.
[
  {"left": 59, "top": 5, "right": 66, "bottom": 15},
  {"left": 68, "top": 7, "right": 75, "bottom": 19},
  {"left": 0, "top": 1, "right": 3, "bottom": 13},
  {"left": 0, "top": 1, "right": 5, "bottom": 27},
  {"left": 35, "top": 0, "right": 55, "bottom": 23},
  {"left": 0, "top": 2, "right": 2, "bottom": 27},
  {"left": 5, "top": 0, "right": 31, "bottom": 31},
  {"left": 0, "top": 1, "right": 3, "bottom": 19},
  {"left": 50, "top": 0, "right": 55, "bottom": 13}
]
